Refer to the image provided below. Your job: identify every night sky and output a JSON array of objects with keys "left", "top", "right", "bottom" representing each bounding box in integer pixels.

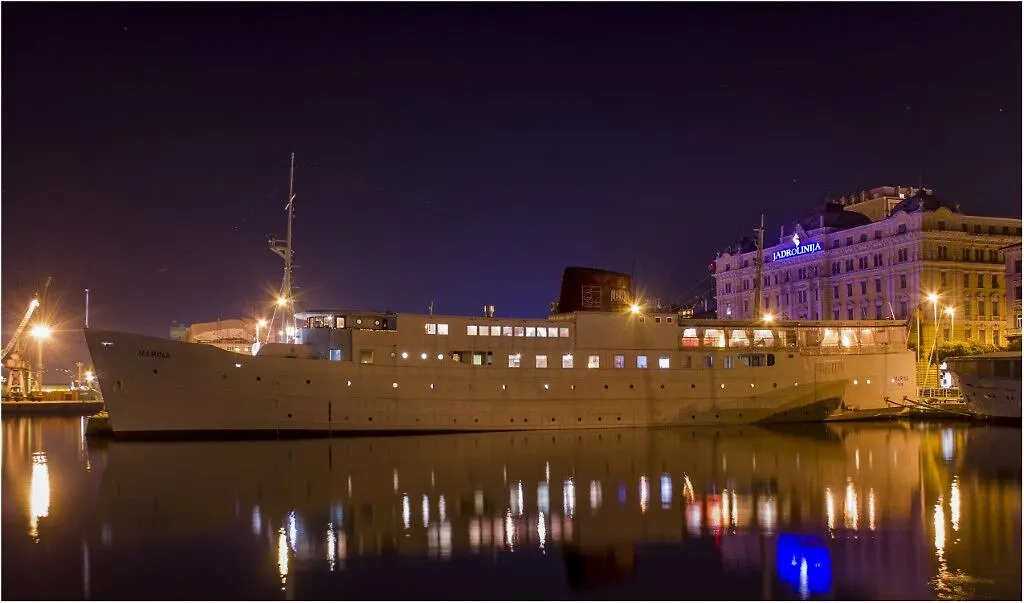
[{"left": 2, "top": 2, "right": 1021, "bottom": 375}]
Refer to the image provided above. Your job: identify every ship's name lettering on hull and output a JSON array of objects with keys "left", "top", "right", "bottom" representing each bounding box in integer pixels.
[{"left": 139, "top": 350, "right": 171, "bottom": 359}]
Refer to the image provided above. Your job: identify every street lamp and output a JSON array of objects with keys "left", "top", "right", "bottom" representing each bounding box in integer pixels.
[
  {"left": 29, "top": 325, "right": 52, "bottom": 394},
  {"left": 926, "top": 293, "right": 940, "bottom": 388}
]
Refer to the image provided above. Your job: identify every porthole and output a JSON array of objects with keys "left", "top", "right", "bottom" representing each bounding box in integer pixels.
[
  {"left": 256, "top": 376, "right": 262, "bottom": 382},
  {"left": 305, "top": 379, "right": 311, "bottom": 385},
  {"left": 153, "top": 369, "right": 158, "bottom": 375},
  {"left": 287, "top": 413, "right": 292, "bottom": 418},
  {"left": 773, "top": 383, "right": 777, "bottom": 388},
  {"left": 691, "top": 384, "right": 695, "bottom": 388},
  {"left": 577, "top": 417, "right": 582, "bottom": 422},
  {"left": 604, "top": 384, "right": 608, "bottom": 389},
  {"left": 347, "top": 380, "right": 352, "bottom": 387},
  {"left": 660, "top": 384, "right": 665, "bottom": 389},
  {"left": 392, "top": 382, "right": 399, "bottom": 389},
  {"left": 551, "top": 418, "right": 556, "bottom": 422},
  {"left": 629, "top": 384, "right": 634, "bottom": 390}
]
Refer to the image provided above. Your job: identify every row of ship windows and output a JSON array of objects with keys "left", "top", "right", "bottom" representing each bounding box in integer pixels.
[
  {"left": 356, "top": 350, "right": 776, "bottom": 369},
  {"left": 425, "top": 323, "right": 571, "bottom": 338}
]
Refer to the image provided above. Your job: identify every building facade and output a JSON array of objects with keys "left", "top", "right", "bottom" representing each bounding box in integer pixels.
[
  {"left": 714, "top": 186, "right": 1022, "bottom": 353},
  {"left": 1003, "top": 242, "right": 1022, "bottom": 342}
]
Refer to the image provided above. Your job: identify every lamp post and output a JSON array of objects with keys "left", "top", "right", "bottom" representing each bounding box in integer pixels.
[{"left": 29, "top": 325, "right": 52, "bottom": 394}]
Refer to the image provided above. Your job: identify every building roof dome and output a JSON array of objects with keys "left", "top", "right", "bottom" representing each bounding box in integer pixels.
[{"left": 797, "top": 202, "right": 873, "bottom": 232}]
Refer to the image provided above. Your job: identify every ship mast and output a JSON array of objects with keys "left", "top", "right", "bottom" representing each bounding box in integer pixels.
[
  {"left": 269, "top": 152, "right": 297, "bottom": 343},
  {"left": 753, "top": 214, "right": 765, "bottom": 320}
]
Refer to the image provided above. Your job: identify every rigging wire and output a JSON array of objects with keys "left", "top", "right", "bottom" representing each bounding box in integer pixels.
[{"left": 151, "top": 186, "right": 282, "bottom": 277}]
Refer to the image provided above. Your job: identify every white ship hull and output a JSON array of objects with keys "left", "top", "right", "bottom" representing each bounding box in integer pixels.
[
  {"left": 946, "top": 353, "right": 1022, "bottom": 420},
  {"left": 84, "top": 324, "right": 916, "bottom": 436}
]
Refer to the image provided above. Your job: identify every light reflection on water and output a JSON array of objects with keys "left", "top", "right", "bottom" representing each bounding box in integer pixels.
[{"left": 1, "top": 417, "right": 1020, "bottom": 601}]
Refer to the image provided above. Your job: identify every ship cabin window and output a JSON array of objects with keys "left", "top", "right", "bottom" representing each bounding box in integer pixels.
[
  {"left": 658, "top": 356, "right": 670, "bottom": 369},
  {"left": 508, "top": 353, "right": 521, "bottom": 368},
  {"left": 681, "top": 328, "right": 700, "bottom": 348},
  {"left": 472, "top": 352, "right": 492, "bottom": 366},
  {"left": 359, "top": 350, "right": 373, "bottom": 364},
  {"left": 680, "top": 355, "right": 692, "bottom": 369},
  {"left": 703, "top": 329, "right": 726, "bottom": 348},
  {"left": 425, "top": 323, "right": 437, "bottom": 335},
  {"left": 666, "top": 317, "right": 673, "bottom": 323},
  {"left": 514, "top": 326, "right": 525, "bottom": 336},
  {"left": 488, "top": 326, "right": 498, "bottom": 336},
  {"left": 724, "top": 356, "right": 735, "bottom": 369},
  {"left": 335, "top": 317, "right": 345, "bottom": 329},
  {"left": 859, "top": 329, "right": 876, "bottom": 347},
  {"left": 655, "top": 317, "right": 662, "bottom": 324},
  {"left": 502, "top": 326, "right": 513, "bottom": 337},
  {"left": 820, "top": 329, "right": 840, "bottom": 348},
  {"left": 636, "top": 355, "right": 648, "bottom": 369},
  {"left": 614, "top": 355, "right": 625, "bottom": 369},
  {"left": 559, "top": 327, "right": 570, "bottom": 338},
  {"left": 752, "top": 329, "right": 774, "bottom": 347},
  {"left": 728, "top": 330, "right": 750, "bottom": 347},
  {"left": 450, "top": 352, "right": 463, "bottom": 363},
  {"left": 478, "top": 326, "right": 489, "bottom": 336},
  {"left": 329, "top": 349, "right": 343, "bottom": 361},
  {"left": 588, "top": 355, "right": 600, "bottom": 369},
  {"left": 703, "top": 355, "right": 713, "bottom": 368},
  {"left": 548, "top": 327, "right": 559, "bottom": 337},
  {"left": 536, "top": 327, "right": 547, "bottom": 338},
  {"left": 467, "top": 325, "right": 478, "bottom": 336},
  {"left": 437, "top": 323, "right": 449, "bottom": 335},
  {"left": 562, "top": 354, "right": 574, "bottom": 369},
  {"left": 526, "top": 327, "right": 537, "bottom": 337},
  {"left": 536, "top": 355, "right": 548, "bottom": 369},
  {"left": 839, "top": 329, "right": 858, "bottom": 348},
  {"left": 739, "top": 353, "right": 774, "bottom": 367}
]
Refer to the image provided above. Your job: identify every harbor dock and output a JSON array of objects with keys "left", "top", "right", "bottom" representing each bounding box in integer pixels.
[{"left": 1, "top": 400, "right": 104, "bottom": 416}]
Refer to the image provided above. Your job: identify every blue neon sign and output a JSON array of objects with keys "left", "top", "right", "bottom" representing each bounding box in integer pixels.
[{"left": 772, "top": 233, "right": 822, "bottom": 262}]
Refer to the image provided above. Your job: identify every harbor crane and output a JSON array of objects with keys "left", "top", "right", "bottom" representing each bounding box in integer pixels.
[
  {"left": 2, "top": 277, "right": 52, "bottom": 401},
  {"left": 2, "top": 298, "right": 41, "bottom": 401}
]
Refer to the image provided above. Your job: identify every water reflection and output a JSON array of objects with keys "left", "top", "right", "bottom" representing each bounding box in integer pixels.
[{"left": 0, "top": 418, "right": 1020, "bottom": 601}]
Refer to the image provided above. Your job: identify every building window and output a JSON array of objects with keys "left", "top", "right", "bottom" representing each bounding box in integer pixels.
[
  {"left": 614, "top": 355, "right": 625, "bottom": 369},
  {"left": 525, "top": 327, "right": 536, "bottom": 337},
  {"left": 875, "top": 279, "right": 882, "bottom": 293},
  {"left": 978, "top": 329, "right": 986, "bottom": 343},
  {"left": 491, "top": 326, "right": 501, "bottom": 336},
  {"left": 994, "top": 331, "right": 1001, "bottom": 346},
  {"left": 1015, "top": 259, "right": 1022, "bottom": 274},
  {"left": 588, "top": 355, "right": 600, "bottom": 369},
  {"left": 860, "top": 281, "right": 867, "bottom": 295},
  {"left": 437, "top": 323, "right": 449, "bottom": 335},
  {"left": 875, "top": 305, "right": 884, "bottom": 320},
  {"left": 993, "top": 301, "right": 1000, "bottom": 317},
  {"left": 508, "top": 353, "right": 521, "bottom": 368},
  {"left": 846, "top": 283, "right": 853, "bottom": 297},
  {"left": 360, "top": 350, "right": 373, "bottom": 364},
  {"left": 703, "top": 355, "right": 713, "bottom": 368},
  {"left": 559, "top": 328, "right": 570, "bottom": 338},
  {"left": 833, "top": 307, "right": 840, "bottom": 320},
  {"left": 636, "top": 355, "right": 648, "bottom": 369},
  {"left": 979, "top": 301, "right": 986, "bottom": 316},
  {"left": 562, "top": 354, "right": 574, "bottom": 369},
  {"left": 467, "top": 325, "right": 478, "bottom": 336},
  {"left": 898, "top": 224, "right": 907, "bottom": 234},
  {"left": 535, "top": 355, "right": 548, "bottom": 369},
  {"left": 978, "top": 274, "right": 984, "bottom": 288},
  {"left": 724, "top": 356, "right": 734, "bottom": 369},
  {"left": 938, "top": 221, "right": 946, "bottom": 231},
  {"left": 899, "top": 300, "right": 908, "bottom": 318},
  {"left": 425, "top": 323, "right": 437, "bottom": 335},
  {"left": 992, "top": 274, "right": 999, "bottom": 288},
  {"left": 964, "top": 328, "right": 972, "bottom": 340},
  {"left": 940, "top": 272, "right": 947, "bottom": 287},
  {"left": 900, "top": 275, "right": 907, "bottom": 289},
  {"left": 658, "top": 356, "right": 670, "bottom": 369},
  {"left": 535, "top": 327, "right": 546, "bottom": 337},
  {"left": 502, "top": 326, "right": 513, "bottom": 336},
  {"left": 513, "top": 326, "right": 525, "bottom": 336}
]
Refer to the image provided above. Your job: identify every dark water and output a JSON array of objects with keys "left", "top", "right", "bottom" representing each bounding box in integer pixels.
[{"left": 2, "top": 417, "right": 1020, "bottom": 601}]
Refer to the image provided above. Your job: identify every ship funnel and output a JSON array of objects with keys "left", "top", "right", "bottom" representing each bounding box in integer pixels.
[{"left": 484, "top": 305, "right": 495, "bottom": 318}]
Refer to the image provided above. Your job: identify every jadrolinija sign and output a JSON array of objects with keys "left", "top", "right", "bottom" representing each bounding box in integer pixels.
[{"left": 771, "top": 233, "right": 822, "bottom": 262}]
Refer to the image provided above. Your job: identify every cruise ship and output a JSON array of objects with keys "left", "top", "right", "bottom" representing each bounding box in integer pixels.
[
  {"left": 84, "top": 266, "right": 916, "bottom": 437},
  {"left": 945, "top": 351, "right": 1022, "bottom": 420}
]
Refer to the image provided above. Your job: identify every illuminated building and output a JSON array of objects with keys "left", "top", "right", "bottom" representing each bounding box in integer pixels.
[
  {"left": 1002, "top": 242, "right": 1022, "bottom": 342},
  {"left": 714, "top": 186, "right": 1022, "bottom": 355}
]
